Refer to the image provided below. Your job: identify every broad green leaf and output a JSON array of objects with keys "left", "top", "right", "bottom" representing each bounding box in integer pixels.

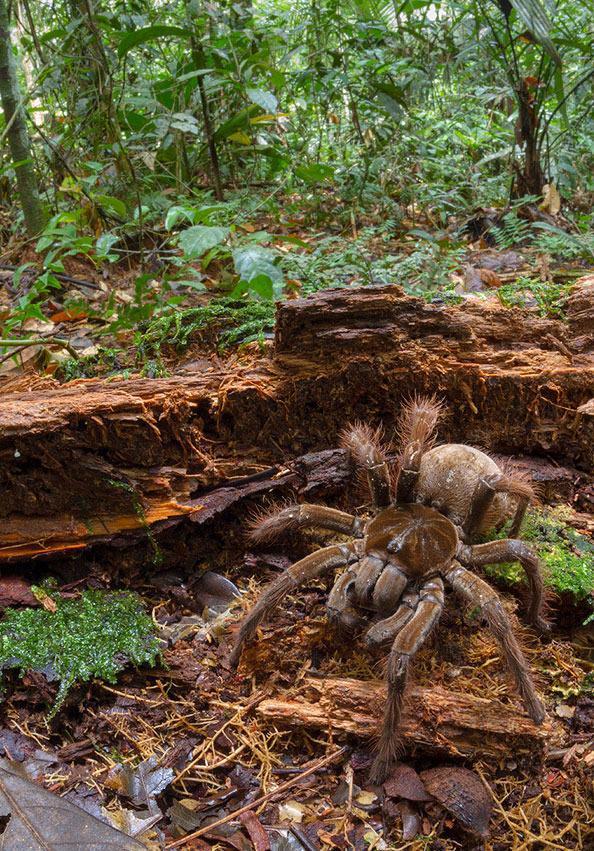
[
  {"left": 294, "top": 163, "right": 335, "bottom": 185},
  {"left": 229, "top": 131, "right": 252, "bottom": 144},
  {"left": 117, "top": 26, "right": 190, "bottom": 59},
  {"left": 178, "top": 226, "right": 229, "bottom": 258},
  {"left": 233, "top": 246, "right": 283, "bottom": 300},
  {"left": 246, "top": 88, "right": 278, "bottom": 113},
  {"left": 215, "top": 105, "right": 260, "bottom": 141},
  {"left": 165, "top": 205, "right": 195, "bottom": 230},
  {"left": 508, "top": 0, "right": 561, "bottom": 64},
  {"left": 96, "top": 233, "right": 120, "bottom": 258},
  {"left": 170, "top": 112, "right": 201, "bottom": 134},
  {"left": 553, "top": 66, "right": 567, "bottom": 126},
  {"left": 94, "top": 194, "right": 127, "bottom": 218}
]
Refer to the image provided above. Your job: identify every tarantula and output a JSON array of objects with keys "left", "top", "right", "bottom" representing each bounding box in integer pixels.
[{"left": 230, "top": 397, "right": 548, "bottom": 783}]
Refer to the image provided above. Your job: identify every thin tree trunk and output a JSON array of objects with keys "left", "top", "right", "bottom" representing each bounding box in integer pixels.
[
  {"left": 0, "top": 0, "right": 45, "bottom": 235},
  {"left": 184, "top": 0, "right": 224, "bottom": 201}
]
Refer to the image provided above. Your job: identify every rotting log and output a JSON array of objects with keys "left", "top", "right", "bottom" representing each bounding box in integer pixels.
[
  {"left": 0, "top": 285, "right": 592, "bottom": 564},
  {"left": 257, "top": 677, "right": 548, "bottom": 760}
]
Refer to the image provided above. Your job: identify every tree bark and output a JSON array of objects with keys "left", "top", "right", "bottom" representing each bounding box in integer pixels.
[
  {"left": 256, "top": 677, "right": 548, "bottom": 760},
  {"left": 0, "top": 0, "right": 45, "bottom": 235},
  {"left": 0, "top": 285, "right": 592, "bottom": 564}
]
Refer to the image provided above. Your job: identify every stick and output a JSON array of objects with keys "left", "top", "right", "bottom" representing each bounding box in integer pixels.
[{"left": 164, "top": 746, "right": 348, "bottom": 847}]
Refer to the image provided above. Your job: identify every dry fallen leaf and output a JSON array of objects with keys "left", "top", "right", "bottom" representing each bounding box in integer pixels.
[
  {"left": 384, "top": 763, "right": 431, "bottom": 802},
  {"left": 0, "top": 576, "right": 38, "bottom": 608},
  {"left": 0, "top": 758, "right": 144, "bottom": 849},
  {"left": 420, "top": 766, "right": 493, "bottom": 837},
  {"left": 105, "top": 756, "right": 174, "bottom": 814}
]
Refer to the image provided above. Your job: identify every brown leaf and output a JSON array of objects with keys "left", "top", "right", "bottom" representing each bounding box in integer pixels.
[
  {"left": 478, "top": 268, "right": 502, "bottom": 288},
  {"left": 396, "top": 800, "right": 421, "bottom": 841},
  {"left": 240, "top": 810, "right": 270, "bottom": 851},
  {"left": 0, "top": 576, "right": 37, "bottom": 608},
  {"left": 50, "top": 309, "right": 89, "bottom": 322},
  {"left": 420, "top": 766, "right": 492, "bottom": 837},
  {"left": 0, "top": 757, "right": 144, "bottom": 849},
  {"left": 106, "top": 756, "right": 174, "bottom": 813},
  {"left": 384, "top": 764, "right": 431, "bottom": 802}
]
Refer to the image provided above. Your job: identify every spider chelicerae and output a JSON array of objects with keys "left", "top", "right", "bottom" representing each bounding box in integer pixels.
[{"left": 230, "top": 397, "right": 548, "bottom": 782}]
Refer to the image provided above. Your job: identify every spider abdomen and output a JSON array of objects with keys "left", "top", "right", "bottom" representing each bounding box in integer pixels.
[{"left": 416, "top": 444, "right": 514, "bottom": 532}]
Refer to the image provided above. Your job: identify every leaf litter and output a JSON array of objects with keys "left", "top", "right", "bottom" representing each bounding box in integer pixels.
[{"left": 0, "top": 550, "right": 589, "bottom": 848}]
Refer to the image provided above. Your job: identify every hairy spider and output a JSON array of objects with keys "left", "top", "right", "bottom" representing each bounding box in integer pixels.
[{"left": 229, "top": 397, "right": 548, "bottom": 783}]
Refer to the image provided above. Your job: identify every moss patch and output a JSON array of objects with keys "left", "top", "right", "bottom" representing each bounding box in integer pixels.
[
  {"left": 0, "top": 589, "right": 160, "bottom": 715},
  {"left": 484, "top": 507, "right": 594, "bottom": 615},
  {"left": 137, "top": 297, "right": 275, "bottom": 361}
]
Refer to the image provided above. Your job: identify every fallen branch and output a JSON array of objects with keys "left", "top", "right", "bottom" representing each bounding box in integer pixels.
[{"left": 256, "top": 677, "right": 548, "bottom": 760}]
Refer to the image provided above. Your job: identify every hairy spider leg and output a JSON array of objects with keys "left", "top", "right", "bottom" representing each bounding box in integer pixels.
[
  {"left": 463, "top": 539, "right": 550, "bottom": 635},
  {"left": 395, "top": 396, "right": 442, "bottom": 502},
  {"left": 364, "top": 589, "right": 420, "bottom": 647},
  {"left": 341, "top": 423, "right": 392, "bottom": 508},
  {"left": 327, "top": 566, "right": 363, "bottom": 632},
  {"left": 249, "top": 502, "right": 363, "bottom": 545},
  {"left": 229, "top": 544, "right": 356, "bottom": 668},
  {"left": 445, "top": 562, "right": 545, "bottom": 723},
  {"left": 463, "top": 472, "right": 535, "bottom": 542},
  {"left": 370, "top": 576, "right": 444, "bottom": 784}
]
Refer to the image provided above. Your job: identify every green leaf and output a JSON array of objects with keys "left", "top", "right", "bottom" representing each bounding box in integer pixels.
[
  {"left": 215, "top": 105, "right": 260, "bottom": 141},
  {"left": 246, "top": 88, "right": 278, "bottom": 112},
  {"left": 170, "top": 112, "right": 201, "bottom": 134},
  {"left": 508, "top": 0, "right": 561, "bottom": 64},
  {"left": 233, "top": 246, "right": 283, "bottom": 300},
  {"left": 178, "top": 226, "right": 229, "bottom": 258},
  {"left": 294, "top": 163, "right": 334, "bottom": 185},
  {"left": 165, "top": 205, "right": 195, "bottom": 231},
  {"left": 553, "top": 65, "right": 568, "bottom": 126},
  {"left": 94, "top": 195, "right": 127, "bottom": 218},
  {"left": 96, "top": 233, "right": 120, "bottom": 258},
  {"left": 117, "top": 26, "right": 190, "bottom": 59}
]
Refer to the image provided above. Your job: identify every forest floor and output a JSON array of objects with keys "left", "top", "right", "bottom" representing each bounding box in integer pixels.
[{"left": 0, "top": 197, "right": 592, "bottom": 849}]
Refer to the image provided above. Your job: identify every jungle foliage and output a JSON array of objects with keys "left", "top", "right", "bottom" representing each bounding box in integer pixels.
[{"left": 0, "top": 0, "right": 592, "bottom": 349}]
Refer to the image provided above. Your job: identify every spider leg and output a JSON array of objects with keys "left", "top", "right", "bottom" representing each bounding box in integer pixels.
[
  {"left": 327, "top": 567, "right": 363, "bottom": 632},
  {"left": 230, "top": 544, "right": 355, "bottom": 668},
  {"left": 370, "top": 577, "right": 444, "bottom": 784},
  {"left": 395, "top": 395, "right": 442, "bottom": 503},
  {"left": 249, "top": 502, "right": 363, "bottom": 545},
  {"left": 341, "top": 423, "right": 391, "bottom": 507},
  {"left": 445, "top": 561, "right": 545, "bottom": 724},
  {"left": 462, "top": 539, "right": 549, "bottom": 635},
  {"left": 463, "top": 472, "right": 535, "bottom": 542},
  {"left": 364, "top": 589, "right": 419, "bottom": 647}
]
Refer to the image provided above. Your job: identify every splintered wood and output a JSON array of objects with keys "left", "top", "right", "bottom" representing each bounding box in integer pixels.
[
  {"left": 0, "top": 284, "right": 592, "bottom": 563},
  {"left": 257, "top": 677, "right": 548, "bottom": 760}
]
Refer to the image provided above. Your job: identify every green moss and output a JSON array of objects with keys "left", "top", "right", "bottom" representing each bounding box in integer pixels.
[
  {"left": 496, "top": 277, "right": 572, "bottom": 318},
  {"left": 484, "top": 507, "right": 594, "bottom": 610},
  {"left": 56, "top": 347, "right": 126, "bottom": 382},
  {"left": 0, "top": 590, "right": 160, "bottom": 716},
  {"left": 136, "top": 297, "right": 275, "bottom": 360}
]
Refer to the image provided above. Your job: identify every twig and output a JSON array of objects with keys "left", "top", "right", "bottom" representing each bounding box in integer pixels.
[
  {"left": 165, "top": 746, "right": 348, "bottom": 847},
  {"left": 0, "top": 337, "right": 78, "bottom": 364},
  {"left": 0, "top": 263, "right": 101, "bottom": 291}
]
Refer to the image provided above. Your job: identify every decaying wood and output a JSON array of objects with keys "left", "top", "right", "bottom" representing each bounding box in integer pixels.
[
  {"left": 257, "top": 677, "right": 548, "bottom": 760},
  {"left": 0, "top": 284, "right": 592, "bottom": 563}
]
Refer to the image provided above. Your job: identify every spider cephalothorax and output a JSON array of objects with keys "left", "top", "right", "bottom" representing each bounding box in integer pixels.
[{"left": 230, "top": 397, "right": 548, "bottom": 782}]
